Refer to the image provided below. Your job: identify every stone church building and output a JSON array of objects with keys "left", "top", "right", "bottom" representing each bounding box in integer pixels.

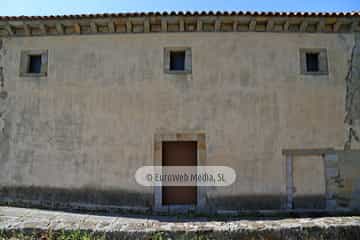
[{"left": 0, "top": 11, "right": 359, "bottom": 214}]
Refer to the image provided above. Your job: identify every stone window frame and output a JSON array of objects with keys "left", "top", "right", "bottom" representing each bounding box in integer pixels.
[
  {"left": 153, "top": 132, "right": 206, "bottom": 213},
  {"left": 300, "top": 48, "right": 328, "bottom": 75},
  {"left": 20, "top": 49, "right": 48, "bottom": 77},
  {"left": 164, "top": 47, "right": 192, "bottom": 74}
]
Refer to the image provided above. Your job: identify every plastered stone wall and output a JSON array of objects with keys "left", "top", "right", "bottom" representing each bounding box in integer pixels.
[{"left": 0, "top": 32, "right": 355, "bottom": 211}]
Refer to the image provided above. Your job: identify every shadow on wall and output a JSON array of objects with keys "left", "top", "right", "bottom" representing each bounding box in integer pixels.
[{"left": 0, "top": 186, "right": 152, "bottom": 213}]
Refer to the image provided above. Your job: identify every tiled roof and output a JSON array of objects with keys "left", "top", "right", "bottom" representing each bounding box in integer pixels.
[{"left": 0, "top": 11, "right": 359, "bottom": 20}]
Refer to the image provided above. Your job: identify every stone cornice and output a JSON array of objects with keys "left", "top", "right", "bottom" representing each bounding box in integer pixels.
[{"left": 0, "top": 13, "right": 359, "bottom": 37}]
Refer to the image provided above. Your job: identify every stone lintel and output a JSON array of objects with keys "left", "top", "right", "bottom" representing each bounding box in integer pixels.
[{"left": 282, "top": 148, "right": 335, "bottom": 156}]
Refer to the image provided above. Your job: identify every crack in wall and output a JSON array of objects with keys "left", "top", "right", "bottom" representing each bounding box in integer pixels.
[
  {"left": 0, "top": 67, "right": 4, "bottom": 89},
  {"left": 0, "top": 39, "right": 3, "bottom": 88},
  {"left": 0, "top": 39, "right": 3, "bottom": 135},
  {"left": 344, "top": 33, "right": 360, "bottom": 150},
  {"left": 0, "top": 38, "right": 8, "bottom": 141}
]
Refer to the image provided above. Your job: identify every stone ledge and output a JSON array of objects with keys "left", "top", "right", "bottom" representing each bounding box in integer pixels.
[{"left": 1, "top": 207, "right": 360, "bottom": 239}]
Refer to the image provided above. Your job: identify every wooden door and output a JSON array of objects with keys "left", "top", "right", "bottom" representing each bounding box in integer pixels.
[{"left": 162, "top": 141, "right": 197, "bottom": 205}]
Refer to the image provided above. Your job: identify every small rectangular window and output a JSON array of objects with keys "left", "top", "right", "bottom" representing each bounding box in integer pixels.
[
  {"left": 20, "top": 50, "right": 48, "bottom": 77},
  {"left": 28, "top": 55, "right": 42, "bottom": 74},
  {"left": 170, "top": 51, "right": 185, "bottom": 71},
  {"left": 300, "top": 49, "right": 328, "bottom": 75},
  {"left": 306, "top": 53, "right": 319, "bottom": 72},
  {"left": 164, "top": 47, "right": 192, "bottom": 74}
]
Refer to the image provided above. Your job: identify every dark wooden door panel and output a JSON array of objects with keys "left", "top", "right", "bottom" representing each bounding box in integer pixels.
[{"left": 162, "top": 141, "right": 197, "bottom": 205}]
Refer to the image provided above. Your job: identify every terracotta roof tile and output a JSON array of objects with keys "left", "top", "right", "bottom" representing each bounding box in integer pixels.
[{"left": 0, "top": 11, "right": 359, "bottom": 21}]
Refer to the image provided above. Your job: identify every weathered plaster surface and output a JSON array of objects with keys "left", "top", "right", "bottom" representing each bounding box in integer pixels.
[{"left": 0, "top": 32, "right": 356, "bottom": 211}]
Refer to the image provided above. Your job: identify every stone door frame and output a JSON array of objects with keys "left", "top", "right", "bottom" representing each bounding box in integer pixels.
[
  {"left": 153, "top": 132, "right": 207, "bottom": 213},
  {"left": 282, "top": 148, "right": 339, "bottom": 210}
]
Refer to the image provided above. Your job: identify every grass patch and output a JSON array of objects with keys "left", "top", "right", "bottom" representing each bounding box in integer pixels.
[{"left": 0, "top": 229, "right": 106, "bottom": 240}]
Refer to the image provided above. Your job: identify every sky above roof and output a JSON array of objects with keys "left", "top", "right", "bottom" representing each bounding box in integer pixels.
[{"left": 0, "top": 0, "right": 359, "bottom": 17}]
